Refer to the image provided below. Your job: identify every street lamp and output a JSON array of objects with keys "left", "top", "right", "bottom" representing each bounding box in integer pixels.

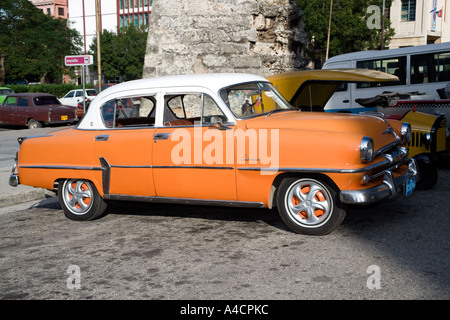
[{"left": 96, "top": 0, "right": 102, "bottom": 92}]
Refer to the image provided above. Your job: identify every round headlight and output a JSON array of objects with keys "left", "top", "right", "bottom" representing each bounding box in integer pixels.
[
  {"left": 360, "top": 136, "right": 374, "bottom": 162},
  {"left": 401, "top": 122, "right": 411, "bottom": 144}
]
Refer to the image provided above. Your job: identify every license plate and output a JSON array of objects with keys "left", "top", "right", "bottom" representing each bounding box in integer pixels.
[
  {"left": 61, "top": 115, "right": 68, "bottom": 120},
  {"left": 405, "top": 177, "right": 415, "bottom": 197}
]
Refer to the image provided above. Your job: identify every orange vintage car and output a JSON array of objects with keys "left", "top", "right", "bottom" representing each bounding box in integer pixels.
[{"left": 9, "top": 73, "right": 417, "bottom": 235}]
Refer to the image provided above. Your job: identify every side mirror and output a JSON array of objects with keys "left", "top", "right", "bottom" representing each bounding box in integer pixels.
[{"left": 209, "top": 116, "right": 231, "bottom": 130}]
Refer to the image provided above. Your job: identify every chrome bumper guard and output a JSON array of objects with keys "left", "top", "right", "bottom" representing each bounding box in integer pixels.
[
  {"left": 9, "top": 162, "right": 19, "bottom": 187},
  {"left": 340, "top": 158, "right": 419, "bottom": 205}
]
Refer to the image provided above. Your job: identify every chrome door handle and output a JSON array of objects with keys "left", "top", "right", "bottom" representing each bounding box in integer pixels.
[
  {"left": 95, "top": 135, "right": 109, "bottom": 141},
  {"left": 153, "top": 132, "right": 171, "bottom": 142}
]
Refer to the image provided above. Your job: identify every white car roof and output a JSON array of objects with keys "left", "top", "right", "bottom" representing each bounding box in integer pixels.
[
  {"left": 77, "top": 73, "right": 268, "bottom": 130},
  {"left": 98, "top": 73, "right": 266, "bottom": 96}
]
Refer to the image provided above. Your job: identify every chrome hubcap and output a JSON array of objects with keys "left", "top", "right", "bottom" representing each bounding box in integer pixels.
[
  {"left": 63, "top": 179, "right": 93, "bottom": 215},
  {"left": 286, "top": 179, "right": 333, "bottom": 227}
]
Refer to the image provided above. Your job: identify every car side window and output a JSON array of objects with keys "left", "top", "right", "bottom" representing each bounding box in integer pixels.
[
  {"left": 5, "top": 97, "right": 17, "bottom": 107},
  {"left": 164, "top": 93, "right": 226, "bottom": 126},
  {"left": 17, "top": 98, "right": 28, "bottom": 107},
  {"left": 100, "top": 95, "right": 156, "bottom": 128},
  {"left": 75, "top": 91, "right": 83, "bottom": 97},
  {"left": 65, "top": 91, "right": 74, "bottom": 98}
]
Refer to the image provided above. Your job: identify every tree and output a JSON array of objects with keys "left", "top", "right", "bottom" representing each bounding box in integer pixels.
[
  {"left": 0, "top": 0, "right": 82, "bottom": 84},
  {"left": 89, "top": 25, "right": 148, "bottom": 82},
  {"left": 296, "top": 0, "right": 394, "bottom": 64}
]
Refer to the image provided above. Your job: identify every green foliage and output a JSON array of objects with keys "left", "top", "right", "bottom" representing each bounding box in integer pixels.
[
  {"left": 5, "top": 83, "right": 93, "bottom": 98},
  {"left": 0, "top": 0, "right": 82, "bottom": 84},
  {"left": 89, "top": 25, "right": 148, "bottom": 82},
  {"left": 296, "top": 0, "right": 394, "bottom": 60}
]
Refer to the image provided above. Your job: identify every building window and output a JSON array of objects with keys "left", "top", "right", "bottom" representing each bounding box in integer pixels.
[
  {"left": 58, "top": 7, "right": 64, "bottom": 16},
  {"left": 401, "top": 0, "right": 416, "bottom": 22}
]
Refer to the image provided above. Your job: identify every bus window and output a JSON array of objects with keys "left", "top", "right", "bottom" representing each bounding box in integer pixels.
[
  {"left": 356, "top": 56, "right": 406, "bottom": 87},
  {"left": 437, "top": 52, "right": 450, "bottom": 82},
  {"left": 411, "top": 51, "right": 450, "bottom": 84}
]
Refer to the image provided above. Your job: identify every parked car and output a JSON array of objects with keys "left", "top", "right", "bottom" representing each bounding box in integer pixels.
[
  {"left": 0, "top": 87, "right": 15, "bottom": 104},
  {"left": 267, "top": 69, "right": 447, "bottom": 189},
  {"left": 9, "top": 73, "right": 417, "bottom": 235},
  {"left": 0, "top": 93, "right": 78, "bottom": 129},
  {"left": 59, "top": 89, "right": 98, "bottom": 107}
]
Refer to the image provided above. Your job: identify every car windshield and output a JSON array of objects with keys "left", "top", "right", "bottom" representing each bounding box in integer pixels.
[
  {"left": 33, "top": 96, "right": 61, "bottom": 106},
  {"left": 220, "top": 81, "right": 294, "bottom": 119}
]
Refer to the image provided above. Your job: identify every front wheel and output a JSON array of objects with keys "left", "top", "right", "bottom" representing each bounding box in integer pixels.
[
  {"left": 58, "top": 179, "right": 107, "bottom": 221},
  {"left": 277, "top": 177, "right": 346, "bottom": 235}
]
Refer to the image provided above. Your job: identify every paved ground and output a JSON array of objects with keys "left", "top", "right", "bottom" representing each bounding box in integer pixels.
[
  {"left": 0, "top": 126, "right": 449, "bottom": 302},
  {"left": 0, "top": 166, "right": 449, "bottom": 301}
]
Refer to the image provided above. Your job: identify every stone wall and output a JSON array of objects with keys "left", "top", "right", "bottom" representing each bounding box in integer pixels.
[{"left": 143, "top": 0, "right": 308, "bottom": 78}]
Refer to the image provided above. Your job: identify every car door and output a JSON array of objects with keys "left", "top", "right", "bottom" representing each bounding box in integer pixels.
[
  {"left": 11, "top": 97, "right": 31, "bottom": 125},
  {"left": 74, "top": 90, "right": 84, "bottom": 106},
  {"left": 60, "top": 91, "right": 75, "bottom": 106},
  {"left": 93, "top": 95, "right": 157, "bottom": 197},
  {"left": 0, "top": 96, "right": 16, "bottom": 123},
  {"left": 152, "top": 91, "right": 237, "bottom": 201}
]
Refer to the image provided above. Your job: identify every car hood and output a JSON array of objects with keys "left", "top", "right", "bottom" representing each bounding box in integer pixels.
[
  {"left": 267, "top": 69, "right": 399, "bottom": 110},
  {"left": 244, "top": 111, "right": 399, "bottom": 150}
]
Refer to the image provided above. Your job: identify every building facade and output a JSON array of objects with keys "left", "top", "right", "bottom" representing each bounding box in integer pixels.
[
  {"left": 389, "top": 0, "right": 450, "bottom": 48},
  {"left": 29, "top": 0, "right": 69, "bottom": 19},
  {"left": 67, "top": 0, "right": 152, "bottom": 53}
]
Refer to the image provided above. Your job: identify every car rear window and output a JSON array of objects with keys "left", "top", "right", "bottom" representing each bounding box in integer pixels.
[{"left": 34, "top": 96, "right": 61, "bottom": 106}]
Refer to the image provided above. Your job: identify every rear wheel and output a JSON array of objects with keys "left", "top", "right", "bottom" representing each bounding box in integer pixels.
[
  {"left": 27, "top": 119, "right": 42, "bottom": 129},
  {"left": 58, "top": 179, "right": 107, "bottom": 221},
  {"left": 277, "top": 177, "right": 346, "bottom": 235}
]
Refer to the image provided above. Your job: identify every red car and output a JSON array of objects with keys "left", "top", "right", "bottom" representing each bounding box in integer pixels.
[{"left": 0, "top": 93, "right": 78, "bottom": 129}]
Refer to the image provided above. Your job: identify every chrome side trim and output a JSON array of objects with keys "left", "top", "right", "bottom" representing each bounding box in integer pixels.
[
  {"left": 19, "top": 165, "right": 103, "bottom": 171},
  {"left": 111, "top": 165, "right": 153, "bottom": 168},
  {"left": 111, "top": 165, "right": 234, "bottom": 170},
  {"left": 238, "top": 147, "right": 408, "bottom": 174},
  {"left": 103, "top": 194, "right": 265, "bottom": 208},
  {"left": 18, "top": 164, "right": 234, "bottom": 170},
  {"left": 237, "top": 162, "right": 391, "bottom": 174},
  {"left": 153, "top": 165, "right": 234, "bottom": 170}
]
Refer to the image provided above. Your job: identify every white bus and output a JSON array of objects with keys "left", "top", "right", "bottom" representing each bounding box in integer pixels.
[{"left": 322, "top": 42, "right": 450, "bottom": 112}]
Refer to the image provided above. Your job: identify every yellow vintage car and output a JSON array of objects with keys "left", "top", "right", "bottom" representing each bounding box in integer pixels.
[
  {"left": 267, "top": 69, "right": 447, "bottom": 189},
  {"left": 9, "top": 73, "right": 417, "bottom": 235}
]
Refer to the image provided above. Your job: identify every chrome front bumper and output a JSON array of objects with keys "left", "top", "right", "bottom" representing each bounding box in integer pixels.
[{"left": 339, "top": 159, "right": 419, "bottom": 205}]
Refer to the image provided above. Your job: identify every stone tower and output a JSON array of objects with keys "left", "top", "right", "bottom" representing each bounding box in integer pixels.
[{"left": 143, "top": 0, "right": 307, "bottom": 78}]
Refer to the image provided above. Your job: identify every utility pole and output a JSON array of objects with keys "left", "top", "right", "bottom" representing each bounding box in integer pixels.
[
  {"left": 96, "top": 0, "right": 102, "bottom": 93},
  {"left": 381, "top": 0, "right": 385, "bottom": 50},
  {"left": 326, "top": 0, "right": 333, "bottom": 61}
]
